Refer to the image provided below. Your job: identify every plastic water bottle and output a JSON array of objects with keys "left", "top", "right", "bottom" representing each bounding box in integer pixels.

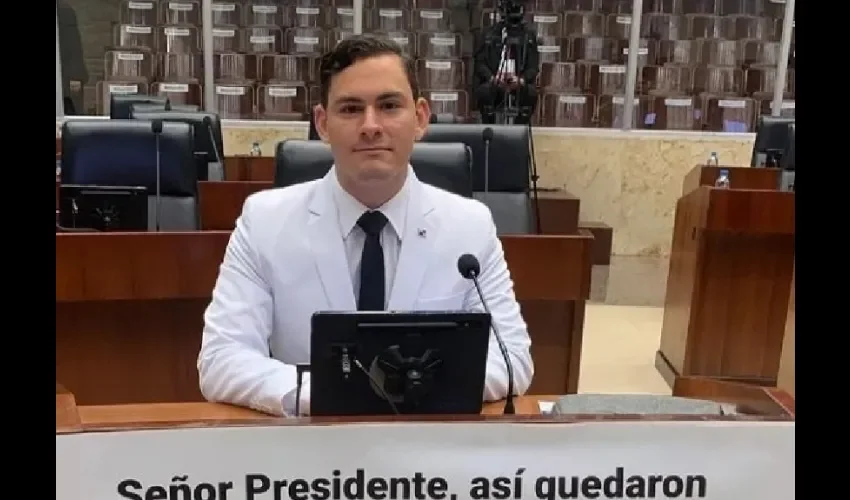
[
  {"left": 715, "top": 168, "right": 730, "bottom": 189},
  {"left": 708, "top": 151, "right": 719, "bottom": 167},
  {"left": 250, "top": 142, "right": 262, "bottom": 156}
]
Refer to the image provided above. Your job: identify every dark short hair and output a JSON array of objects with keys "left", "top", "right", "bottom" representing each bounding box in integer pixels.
[{"left": 319, "top": 34, "right": 419, "bottom": 106}]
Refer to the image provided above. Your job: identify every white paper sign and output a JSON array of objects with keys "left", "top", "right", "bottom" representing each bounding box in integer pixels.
[{"left": 56, "top": 421, "right": 794, "bottom": 500}]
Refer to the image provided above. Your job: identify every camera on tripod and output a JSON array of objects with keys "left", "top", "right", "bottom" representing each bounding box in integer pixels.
[{"left": 497, "top": 0, "right": 526, "bottom": 29}]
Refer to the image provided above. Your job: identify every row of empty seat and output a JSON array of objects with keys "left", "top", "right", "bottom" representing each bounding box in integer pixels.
[{"left": 70, "top": 0, "right": 794, "bottom": 130}]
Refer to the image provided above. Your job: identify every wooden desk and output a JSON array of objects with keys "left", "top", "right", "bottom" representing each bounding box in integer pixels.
[
  {"left": 57, "top": 379, "right": 794, "bottom": 435},
  {"left": 657, "top": 186, "right": 795, "bottom": 387},
  {"left": 76, "top": 396, "right": 543, "bottom": 429},
  {"left": 776, "top": 266, "right": 795, "bottom": 396},
  {"left": 57, "top": 231, "right": 592, "bottom": 405},
  {"left": 535, "top": 189, "right": 580, "bottom": 235},
  {"left": 682, "top": 165, "right": 781, "bottom": 195}
]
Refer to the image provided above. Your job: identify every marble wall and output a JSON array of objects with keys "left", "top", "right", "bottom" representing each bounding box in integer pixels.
[{"left": 57, "top": 120, "right": 755, "bottom": 257}]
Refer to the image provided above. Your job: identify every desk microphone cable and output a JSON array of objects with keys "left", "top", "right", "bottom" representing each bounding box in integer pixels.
[
  {"left": 353, "top": 358, "right": 400, "bottom": 415},
  {"left": 293, "top": 358, "right": 400, "bottom": 416}
]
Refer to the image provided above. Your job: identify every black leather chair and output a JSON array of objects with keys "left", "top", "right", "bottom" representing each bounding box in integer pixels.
[
  {"left": 274, "top": 140, "right": 473, "bottom": 198},
  {"left": 421, "top": 123, "right": 529, "bottom": 192},
  {"left": 61, "top": 119, "right": 199, "bottom": 230},
  {"left": 781, "top": 123, "right": 795, "bottom": 171},
  {"left": 131, "top": 110, "right": 225, "bottom": 181},
  {"left": 422, "top": 124, "right": 534, "bottom": 234},
  {"left": 109, "top": 94, "right": 169, "bottom": 120},
  {"left": 751, "top": 115, "right": 795, "bottom": 168}
]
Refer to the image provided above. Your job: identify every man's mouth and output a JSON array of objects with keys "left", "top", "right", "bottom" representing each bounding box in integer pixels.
[{"left": 354, "top": 147, "right": 392, "bottom": 152}]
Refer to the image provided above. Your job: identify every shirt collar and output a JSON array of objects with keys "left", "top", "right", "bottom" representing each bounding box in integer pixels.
[{"left": 331, "top": 166, "right": 411, "bottom": 241}]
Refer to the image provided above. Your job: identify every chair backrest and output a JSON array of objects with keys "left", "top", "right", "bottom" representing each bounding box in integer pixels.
[
  {"left": 131, "top": 110, "right": 225, "bottom": 181},
  {"left": 421, "top": 123, "right": 529, "bottom": 192},
  {"left": 274, "top": 140, "right": 473, "bottom": 197},
  {"left": 60, "top": 119, "right": 199, "bottom": 230},
  {"left": 751, "top": 115, "right": 795, "bottom": 167},
  {"left": 473, "top": 192, "right": 533, "bottom": 234}
]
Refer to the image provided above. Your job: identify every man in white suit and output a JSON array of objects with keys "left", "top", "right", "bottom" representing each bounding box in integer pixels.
[{"left": 198, "top": 35, "right": 534, "bottom": 416}]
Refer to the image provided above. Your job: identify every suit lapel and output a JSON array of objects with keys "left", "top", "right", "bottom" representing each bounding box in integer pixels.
[
  {"left": 388, "top": 178, "right": 437, "bottom": 311},
  {"left": 307, "top": 172, "right": 357, "bottom": 311}
]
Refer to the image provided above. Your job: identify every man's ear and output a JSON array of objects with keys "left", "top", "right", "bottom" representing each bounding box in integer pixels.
[
  {"left": 413, "top": 97, "right": 431, "bottom": 141},
  {"left": 314, "top": 104, "right": 329, "bottom": 142}
]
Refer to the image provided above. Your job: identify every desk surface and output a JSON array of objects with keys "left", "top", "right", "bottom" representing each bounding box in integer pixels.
[{"left": 76, "top": 396, "right": 551, "bottom": 428}]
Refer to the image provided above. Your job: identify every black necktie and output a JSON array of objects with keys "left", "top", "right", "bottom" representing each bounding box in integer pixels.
[{"left": 357, "top": 211, "right": 388, "bottom": 311}]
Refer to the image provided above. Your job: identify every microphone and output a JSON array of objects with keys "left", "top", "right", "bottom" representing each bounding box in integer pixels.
[
  {"left": 202, "top": 115, "right": 224, "bottom": 180},
  {"left": 482, "top": 127, "right": 494, "bottom": 193},
  {"left": 151, "top": 119, "right": 163, "bottom": 232},
  {"left": 295, "top": 364, "right": 310, "bottom": 417},
  {"left": 202, "top": 115, "right": 223, "bottom": 165},
  {"left": 457, "top": 253, "right": 516, "bottom": 415}
]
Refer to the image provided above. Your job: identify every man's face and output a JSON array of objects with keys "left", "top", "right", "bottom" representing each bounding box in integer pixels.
[{"left": 315, "top": 54, "right": 430, "bottom": 191}]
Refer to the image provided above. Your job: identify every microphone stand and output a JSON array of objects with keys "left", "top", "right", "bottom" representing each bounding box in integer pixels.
[
  {"left": 459, "top": 257, "right": 516, "bottom": 416},
  {"left": 471, "top": 271, "right": 516, "bottom": 415},
  {"left": 482, "top": 127, "right": 493, "bottom": 193},
  {"left": 202, "top": 115, "right": 224, "bottom": 181},
  {"left": 496, "top": 24, "right": 521, "bottom": 125},
  {"left": 515, "top": 27, "right": 543, "bottom": 234},
  {"left": 151, "top": 119, "right": 163, "bottom": 232},
  {"left": 295, "top": 364, "right": 310, "bottom": 417},
  {"left": 527, "top": 120, "right": 542, "bottom": 234}
]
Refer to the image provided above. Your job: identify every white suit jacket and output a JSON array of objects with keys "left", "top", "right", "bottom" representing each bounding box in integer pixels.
[{"left": 198, "top": 168, "right": 534, "bottom": 416}]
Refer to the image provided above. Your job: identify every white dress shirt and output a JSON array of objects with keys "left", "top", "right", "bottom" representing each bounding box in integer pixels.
[
  {"left": 331, "top": 171, "right": 410, "bottom": 308},
  {"left": 286, "top": 172, "right": 411, "bottom": 413}
]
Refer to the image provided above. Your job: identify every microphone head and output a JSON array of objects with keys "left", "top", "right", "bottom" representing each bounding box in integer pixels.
[
  {"left": 202, "top": 115, "right": 213, "bottom": 127},
  {"left": 482, "top": 127, "right": 494, "bottom": 142},
  {"left": 151, "top": 119, "right": 163, "bottom": 134},
  {"left": 457, "top": 254, "right": 481, "bottom": 279}
]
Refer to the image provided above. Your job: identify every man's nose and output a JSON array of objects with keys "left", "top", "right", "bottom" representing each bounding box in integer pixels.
[{"left": 359, "top": 106, "right": 382, "bottom": 138}]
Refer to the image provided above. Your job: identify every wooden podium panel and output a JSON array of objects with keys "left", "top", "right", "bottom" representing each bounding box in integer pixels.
[
  {"left": 57, "top": 230, "right": 592, "bottom": 405},
  {"left": 657, "top": 187, "right": 795, "bottom": 387},
  {"left": 223, "top": 155, "right": 275, "bottom": 181},
  {"left": 198, "top": 181, "right": 270, "bottom": 230},
  {"left": 682, "top": 165, "right": 781, "bottom": 195},
  {"left": 776, "top": 266, "right": 795, "bottom": 396}
]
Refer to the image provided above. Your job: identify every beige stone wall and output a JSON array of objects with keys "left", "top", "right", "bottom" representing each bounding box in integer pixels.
[
  {"left": 58, "top": 119, "right": 753, "bottom": 257},
  {"left": 220, "top": 124, "right": 754, "bottom": 256}
]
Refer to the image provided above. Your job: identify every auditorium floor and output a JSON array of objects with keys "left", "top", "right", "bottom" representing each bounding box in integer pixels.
[
  {"left": 578, "top": 304, "right": 669, "bottom": 395},
  {"left": 590, "top": 255, "right": 670, "bottom": 307}
]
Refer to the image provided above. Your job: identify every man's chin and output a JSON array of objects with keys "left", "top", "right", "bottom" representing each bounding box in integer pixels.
[{"left": 356, "top": 162, "right": 402, "bottom": 182}]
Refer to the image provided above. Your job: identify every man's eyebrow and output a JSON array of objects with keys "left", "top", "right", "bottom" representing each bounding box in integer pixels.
[
  {"left": 332, "top": 92, "right": 406, "bottom": 106},
  {"left": 376, "top": 91, "right": 405, "bottom": 100},
  {"left": 332, "top": 95, "right": 364, "bottom": 106}
]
